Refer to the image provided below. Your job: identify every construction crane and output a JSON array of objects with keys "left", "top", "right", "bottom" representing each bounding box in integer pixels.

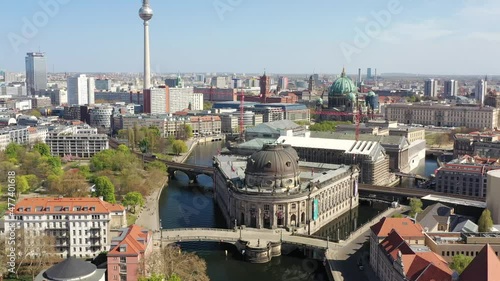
[{"left": 311, "top": 107, "right": 381, "bottom": 141}]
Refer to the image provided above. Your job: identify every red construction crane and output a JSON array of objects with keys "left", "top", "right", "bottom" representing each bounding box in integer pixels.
[{"left": 311, "top": 108, "right": 381, "bottom": 141}]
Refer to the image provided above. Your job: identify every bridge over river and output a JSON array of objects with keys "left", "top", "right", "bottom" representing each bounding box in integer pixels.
[{"left": 156, "top": 227, "right": 333, "bottom": 250}]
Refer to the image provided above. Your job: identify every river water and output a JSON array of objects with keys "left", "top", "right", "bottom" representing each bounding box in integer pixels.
[{"left": 158, "top": 142, "right": 437, "bottom": 280}]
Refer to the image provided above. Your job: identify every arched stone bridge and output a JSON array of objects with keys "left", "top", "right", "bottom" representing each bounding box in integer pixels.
[{"left": 157, "top": 227, "right": 335, "bottom": 249}]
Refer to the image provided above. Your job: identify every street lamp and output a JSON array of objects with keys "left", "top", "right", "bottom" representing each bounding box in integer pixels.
[{"left": 159, "top": 218, "right": 162, "bottom": 247}]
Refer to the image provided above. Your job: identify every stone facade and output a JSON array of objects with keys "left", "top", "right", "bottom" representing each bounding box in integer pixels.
[{"left": 213, "top": 144, "right": 359, "bottom": 235}]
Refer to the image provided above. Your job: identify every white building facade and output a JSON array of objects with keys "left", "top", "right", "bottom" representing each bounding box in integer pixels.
[
  {"left": 67, "top": 74, "right": 95, "bottom": 105},
  {"left": 4, "top": 197, "right": 126, "bottom": 258}
]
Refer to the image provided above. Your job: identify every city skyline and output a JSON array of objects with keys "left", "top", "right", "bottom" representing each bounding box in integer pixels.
[{"left": 1, "top": 0, "right": 499, "bottom": 75}]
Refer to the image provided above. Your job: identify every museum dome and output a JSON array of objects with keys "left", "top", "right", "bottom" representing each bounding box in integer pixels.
[
  {"left": 245, "top": 144, "right": 300, "bottom": 191},
  {"left": 329, "top": 68, "right": 358, "bottom": 97}
]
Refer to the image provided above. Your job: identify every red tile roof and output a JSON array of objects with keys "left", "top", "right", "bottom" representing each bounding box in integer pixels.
[
  {"left": 379, "top": 230, "right": 453, "bottom": 281},
  {"left": 460, "top": 244, "right": 500, "bottom": 281},
  {"left": 107, "top": 224, "right": 151, "bottom": 257},
  {"left": 13, "top": 197, "right": 125, "bottom": 215},
  {"left": 371, "top": 217, "right": 425, "bottom": 238}
]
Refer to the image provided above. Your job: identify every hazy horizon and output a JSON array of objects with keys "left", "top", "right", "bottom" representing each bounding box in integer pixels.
[{"left": 1, "top": 0, "right": 499, "bottom": 75}]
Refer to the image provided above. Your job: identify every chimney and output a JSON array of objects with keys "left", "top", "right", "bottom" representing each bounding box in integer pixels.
[{"left": 99, "top": 196, "right": 104, "bottom": 201}]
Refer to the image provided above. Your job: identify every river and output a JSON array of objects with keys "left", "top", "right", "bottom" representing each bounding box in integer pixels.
[{"left": 158, "top": 142, "right": 437, "bottom": 280}]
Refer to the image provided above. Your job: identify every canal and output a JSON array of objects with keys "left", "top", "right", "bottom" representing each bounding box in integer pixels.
[{"left": 158, "top": 142, "right": 437, "bottom": 280}]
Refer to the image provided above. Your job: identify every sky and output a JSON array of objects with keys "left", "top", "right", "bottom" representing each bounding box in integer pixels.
[{"left": 0, "top": 0, "right": 499, "bottom": 75}]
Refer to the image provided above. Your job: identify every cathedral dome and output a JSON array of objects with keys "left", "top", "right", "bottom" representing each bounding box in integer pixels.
[
  {"left": 329, "top": 68, "right": 358, "bottom": 97},
  {"left": 245, "top": 144, "right": 300, "bottom": 190}
]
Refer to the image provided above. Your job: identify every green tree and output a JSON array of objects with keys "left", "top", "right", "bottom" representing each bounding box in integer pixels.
[
  {"left": 391, "top": 213, "right": 404, "bottom": 218},
  {"left": 409, "top": 198, "right": 423, "bottom": 218},
  {"left": 123, "top": 191, "right": 145, "bottom": 213},
  {"left": 168, "top": 274, "right": 182, "bottom": 281},
  {"left": 16, "top": 175, "right": 30, "bottom": 195},
  {"left": 117, "top": 129, "right": 128, "bottom": 140},
  {"left": 127, "top": 128, "right": 136, "bottom": 149},
  {"left": 24, "top": 174, "right": 40, "bottom": 191},
  {"left": 172, "top": 140, "right": 188, "bottom": 156},
  {"left": 117, "top": 144, "right": 130, "bottom": 154},
  {"left": 5, "top": 143, "right": 24, "bottom": 160},
  {"left": 139, "top": 139, "right": 151, "bottom": 154},
  {"left": 203, "top": 101, "right": 212, "bottom": 110},
  {"left": 183, "top": 124, "right": 193, "bottom": 139},
  {"left": 146, "top": 160, "right": 167, "bottom": 171},
  {"left": 33, "top": 142, "right": 51, "bottom": 157},
  {"left": 450, "top": 254, "right": 473, "bottom": 274},
  {"left": 94, "top": 176, "right": 116, "bottom": 203},
  {"left": 478, "top": 209, "right": 493, "bottom": 232},
  {"left": 28, "top": 109, "right": 42, "bottom": 118}
]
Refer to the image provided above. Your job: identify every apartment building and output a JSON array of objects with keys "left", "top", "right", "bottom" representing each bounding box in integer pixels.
[
  {"left": 46, "top": 125, "right": 109, "bottom": 158},
  {"left": 435, "top": 155, "right": 500, "bottom": 198},
  {"left": 454, "top": 131, "right": 500, "bottom": 158},
  {"left": 385, "top": 103, "right": 500, "bottom": 129},
  {"left": 189, "top": 116, "right": 221, "bottom": 136},
  {"left": 107, "top": 225, "right": 153, "bottom": 281},
  {"left": 369, "top": 217, "right": 453, "bottom": 281},
  {"left": 4, "top": 197, "right": 126, "bottom": 258},
  {"left": 114, "top": 114, "right": 191, "bottom": 138},
  {"left": 0, "top": 126, "right": 30, "bottom": 150}
]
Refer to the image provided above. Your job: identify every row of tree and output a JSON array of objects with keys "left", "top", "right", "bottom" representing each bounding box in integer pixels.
[{"left": 117, "top": 124, "right": 192, "bottom": 155}]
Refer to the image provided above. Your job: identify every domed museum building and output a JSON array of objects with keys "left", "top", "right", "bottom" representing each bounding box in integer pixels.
[{"left": 213, "top": 143, "right": 359, "bottom": 234}]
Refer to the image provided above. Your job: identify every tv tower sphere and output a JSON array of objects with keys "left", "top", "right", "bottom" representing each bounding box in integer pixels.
[{"left": 139, "top": 0, "right": 153, "bottom": 21}]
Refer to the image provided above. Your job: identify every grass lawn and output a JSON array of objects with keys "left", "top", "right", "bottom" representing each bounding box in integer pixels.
[{"left": 127, "top": 213, "right": 137, "bottom": 225}]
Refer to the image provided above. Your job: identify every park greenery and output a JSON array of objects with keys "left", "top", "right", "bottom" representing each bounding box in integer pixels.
[
  {"left": 117, "top": 124, "right": 190, "bottom": 155},
  {"left": 309, "top": 121, "right": 351, "bottom": 132},
  {"left": 409, "top": 198, "right": 423, "bottom": 218},
  {"left": 450, "top": 254, "right": 473, "bottom": 274},
  {"left": 425, "top": 133, "right": 452, "bottom": 148},
  {"left": 478, "top": 209, "right": 493, "bottom": 232},
  {"left": 172, "top": 140, "right": 188, "bottom": 155}
]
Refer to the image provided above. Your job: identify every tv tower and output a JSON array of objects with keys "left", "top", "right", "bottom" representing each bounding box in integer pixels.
[{"left": 139, "top": 0, "right": 153, "bottom": 90}]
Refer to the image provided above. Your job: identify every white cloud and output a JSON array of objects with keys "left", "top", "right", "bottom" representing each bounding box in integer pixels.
[{"left": 379, "top": 20, "right": 455, "bottom": 43}]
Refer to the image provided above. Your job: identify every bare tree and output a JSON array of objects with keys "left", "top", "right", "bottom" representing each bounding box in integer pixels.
[
  {"left": 139, "top": 245, "right": 209, "bottom": 281},
  {"left": 13, "top": 229, "right": 60, "bottom": 279}
]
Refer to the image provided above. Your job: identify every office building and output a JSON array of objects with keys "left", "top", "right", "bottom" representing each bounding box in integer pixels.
[
  {"left": 453, "top": 131, "right": 500, "bottom": 158},
  {"left": 194, "top": 87, "right": 236, "bottom": 102},
  {"left": 143, "top": 87, "right": 167, "bottom": 114},
  {"left": 424, "top": 79, "right": 438, "bottom": 97},
  {"left": 384, "top": 103, "right": 500, "bottom": 129},
  {"left": 367, "top": 68, "right": 373, "bottom": 80},
  {"left": 89, "top": 105, "right": 114, "bottom": 129},
  {"left": 31, "top": 96, "right": 51, "bottom": 108},
  {"left": 4, "top": 197, "right": 126, "bottom": 258},
  {"left": 46, "top": 125, "right": 109, "bottom": 158},
  {"left": 189, "top": 116, "right": 221, "bottom": 136},
  {"left": 95, "top": 79, "right": 112, "bottom": 91},
  {"left": 231, "top": 78, "right": 242, "bottom": 89},
  {"left": 435, "top": 155, "right": 500, "bottom": 198},
  {"left": 107, "top": 225, "right": 153, "bottom": 281},
  {"left": 25, "top": 52, "right": 47, "bottom": 96},
  {"left": 168, "top": 87, "right": 203, "bottom": 113},
  {"left": 476, "top": 79, "right": 488, "bottom": 105},
  {"left": 211, "top": 76, "right": 227, "bottom": 88},
  {"left": 67, "top": 74, "right": 95, "bottom": 105},
  {"left": 165, "top": 76, "right": 181, "bottom": 88},
  {"left": 45, "top": 89, "right": 68, "bottom": 106},
  {"left": 1, "top": 84, "right": 27, "bottom": 96},
  {"left": 278, "top": 76, "right": 288, "bottom": 91},
  {"left": 443, "top": 80, "right": 458, "bottom": 98}
]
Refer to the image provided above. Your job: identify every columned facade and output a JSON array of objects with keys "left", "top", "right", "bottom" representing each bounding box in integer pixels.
[{"left": 213, "top": 144, "right": 359, "bottom": 234}]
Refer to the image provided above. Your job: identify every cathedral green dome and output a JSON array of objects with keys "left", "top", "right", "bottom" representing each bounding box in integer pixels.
[{"left": 328, "top": 68, "right": 358, "bottom": 97}]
